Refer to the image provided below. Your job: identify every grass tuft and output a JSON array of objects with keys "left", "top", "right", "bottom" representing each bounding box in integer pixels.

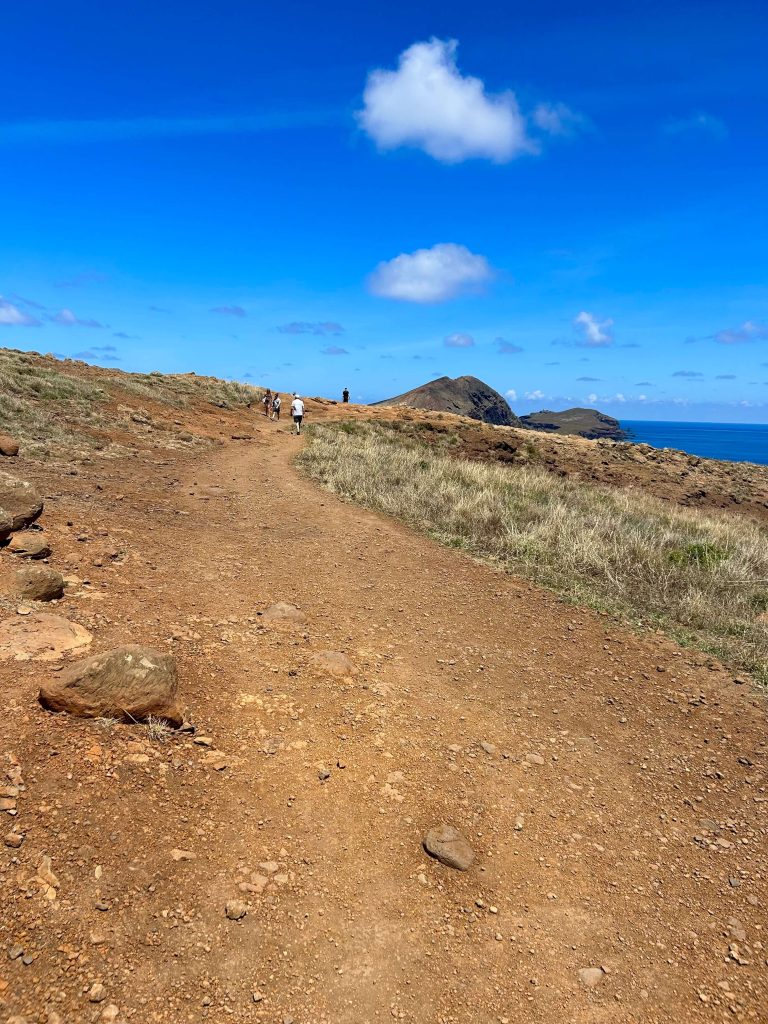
[{"left": 299, "top": 422, "right": 768, "bottom": 685}]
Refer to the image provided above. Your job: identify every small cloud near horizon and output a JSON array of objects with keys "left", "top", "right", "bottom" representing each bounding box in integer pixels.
[
  {"left": 716, "top": 373, "right": 737, "bottom": 379},
  {"left": 496, "top": 336, "right": 523, "bottom": 354},
  {"left": 210, "top": 305, "right": 247, "bottom": 317},
  {"left": 715, "top": 320, "right": 768, "bottom": 344},
  {"left": 368, "top": 242, "right": 494, "bottom": 303},
  {"left": 148, "top": 305, "right": 171, "bottom": 313},
  {"left": 444, "top": 332, "right": 475, "bottom": 348},
  {"left": 577, "top": 376, "right": 602, "bottom": 381},
  {"left": 321, "top": 345, "right": 348, "bottom": 355},
  {"left": 10, "top": 293, "right": 46, "bottom": 310},
  {"left": 113, "top": 332, "right": 139, "bottom": 340},
  {"left": 0, "top": 296, "right": 41, "bottom": 326},
  {"left": 277, "top": 321, "right": 344, "bottom": 335},
  {"left": 672, "top": 370, "right": 704, "bottom": 377},
  {"left": 50, "top": 308, "right": 104, "bottom": 328},
  {"left": 574, "top": 310, "right": 614, "bottom": 347}
]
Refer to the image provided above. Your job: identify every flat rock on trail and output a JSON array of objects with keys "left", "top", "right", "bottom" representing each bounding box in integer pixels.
[{"left": 0, "top": 417, "right": 766, "bottom": 1024}]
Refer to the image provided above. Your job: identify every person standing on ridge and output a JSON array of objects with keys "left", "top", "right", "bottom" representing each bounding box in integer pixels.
[
  {"left": 271, "top": 392, "right": 281, "bottom": 421},
  {"left": 342, "top": 387, "right": 349, "bottom": 403},
  {"left": 263, "top": 388, "right": 272, "bottom": 417},
  {"left": 291, "top": 393, "right": 305, "bottom": 435}
]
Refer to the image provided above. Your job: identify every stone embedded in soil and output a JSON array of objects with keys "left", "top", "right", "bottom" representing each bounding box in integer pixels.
[
  {"left": 8, "top": 531, "right": 51, "bottom": 559},
  {"left": 39, "top": 645, "right": 183, "bottom": 726},
  {"left": 525, "top": 752, "right": 545, "bottom": 766},
  {"left": 89, "top": 982, "right": 107, "bottom": 1002},
  {"left": 0, "top": 434, "right": 20, "bottom": 457},
  {"left": 16, "top": 565, "right": 64, "bottom": 602},
  {"left": 262, "top": 602, "right": 306, "bottom": 624},
  {"left": 170, "top": 848, "right": 195, "bottom": 861},
  {"left": 4, "top": 831, "right": 24, "bottom": 848},
  {"left": 310, "top": 650, "right": 356, "bottom": 677},
  {"left": 423, "top": 824, "right": 475, "bottom": 871},
  {"left": 0, "top": 471, "right": 43, "bottom": 532},
  {"left": 225, "top": 899, "right": 248, "bottom": 920},
  {"left": 578, "top": 967, "right": 606, "bottom": 988},
  {"left": 0, "top": 612, "right": 93, "bottom": 662}
]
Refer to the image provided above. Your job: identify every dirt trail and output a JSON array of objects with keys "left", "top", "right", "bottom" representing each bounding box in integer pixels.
[{"left": 1, "top": 416, "right": 766, "bottom": 1024}]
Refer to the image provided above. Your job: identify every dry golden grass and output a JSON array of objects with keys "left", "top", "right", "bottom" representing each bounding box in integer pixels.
[
  {"left": 0, "top": 348, "right": 262, "bottom": 459},
  {"left": 300, "top": 422, "right": 768, "bottom": 684}
]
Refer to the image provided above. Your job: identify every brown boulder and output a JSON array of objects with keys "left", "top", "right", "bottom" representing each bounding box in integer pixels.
[
  {"left": 0, "top": 435, "right": 20, "bottom": 457},
  {"left": 310, "top": 651, "right": 356, "bottom": 677},
  {"left": 16, "top": 565, "right": 64, "bottom": 602},
  {"left": 262, "top": 602, "right": 306, "bottom": 624},
  {"left": 423, "top": 824, "right": 475, "bottom": 871},
  {"left": 39, "top": 645, "right": 183, "bottom": 726},
  {"left": 8, "top": 532, "right": 51, "bottom": 559},
  {"left": 0, "top": 471, "right": 43, "bottom": 531},
  {"left": 0, "top": 613, "right": 93, "bottom": 662}
]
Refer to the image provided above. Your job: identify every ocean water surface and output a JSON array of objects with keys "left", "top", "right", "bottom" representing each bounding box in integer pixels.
[{"left": 621, "top": 420, "right": 768, "bottom": 466}]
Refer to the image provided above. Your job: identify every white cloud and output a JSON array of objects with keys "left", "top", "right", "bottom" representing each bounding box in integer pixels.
[
  {"left": 444, "top": 332, "right": 475, "bottom": 348},
  {"left": 358, "top": 38, "right": 535, "bottom": 163},
  {"left": 525, "top": 389, "right": 545, "bottom": 400},
  {"left": 0, "top": 296, "right": 40, "bottom": 326},
  {"left": 532, "top": 102, "right": 586, "bottom": 137},
  {"left": 51, "top": 308, "right": 104, "bottom": 328},
  {"left": 587, "top": 392, "right": 598, "bottom": 403},
  {"left": 368, "top": 242, "right": 494, "bottom": 303},
  {"left": 505, "top": 388, "right": 517, "bottom": 401},
  {"left": 574, "top": 310, "right": 614, "bottom": 346},
  {"left": 715, "top": 320, "right": 768, "bottom": 344}
]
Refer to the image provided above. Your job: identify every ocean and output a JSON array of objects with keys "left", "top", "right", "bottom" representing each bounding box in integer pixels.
[{"left": 621, "top": 420, "right": 768, "bottom": 466}]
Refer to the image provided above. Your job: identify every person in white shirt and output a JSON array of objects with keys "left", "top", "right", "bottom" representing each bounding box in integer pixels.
[{"left": 290, "top": 394, "right": 305, "bottom": 434}]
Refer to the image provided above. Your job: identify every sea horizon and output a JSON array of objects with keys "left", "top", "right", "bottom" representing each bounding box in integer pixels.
[{"left": 620, "top": 418, "right": 768, "bottom": 466}]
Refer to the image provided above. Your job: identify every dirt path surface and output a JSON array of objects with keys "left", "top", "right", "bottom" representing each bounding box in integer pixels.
[{"left": 1, "top": 416, "right": 766, "bottom": 1024}]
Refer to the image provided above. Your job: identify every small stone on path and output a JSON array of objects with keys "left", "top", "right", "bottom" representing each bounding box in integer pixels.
[
  {"left": 225, "top": 899, "right": 248, "bottom": 920},
  {"left": 423, "top": 824, "right": 475, "bottom": 871},
  {"left": 578, "top": 967, "right": 606, "bottom": 988}
]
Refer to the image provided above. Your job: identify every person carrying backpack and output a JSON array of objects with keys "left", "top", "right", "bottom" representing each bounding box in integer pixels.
[
  {"left": 290, "top": 394, "right": 305, "bottom": 434},
  {"left": 263, "top": 388, "right": 272, "bottom": 417},
  {"left": 342, "top": 387, "right": 349, "bottom": 403},
  {"left": 271, "top": 393, "right": 281, "bottom": 421}
]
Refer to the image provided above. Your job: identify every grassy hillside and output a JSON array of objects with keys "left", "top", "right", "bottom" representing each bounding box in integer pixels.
[
  {"left": 300, "top": 421, "right": 768, "bottom": 684},
  {"left": 0, "top": 348, "right": 262, "bottom": 459}
]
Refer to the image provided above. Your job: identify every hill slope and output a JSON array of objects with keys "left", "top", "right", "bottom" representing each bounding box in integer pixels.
[
  {"left": 373, "top": 375, "right": 520, "bottom": 426},
  {"left": 519, "top": 406, "right": 626, "bottom": 440}
]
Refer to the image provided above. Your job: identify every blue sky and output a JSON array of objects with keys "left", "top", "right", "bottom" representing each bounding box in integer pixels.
[{"left": 1, "top": 0, "right": 767, "bottom": 422}]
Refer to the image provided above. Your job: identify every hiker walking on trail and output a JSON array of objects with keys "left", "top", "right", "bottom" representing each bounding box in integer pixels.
[
  {"left": 342, "top": 387, "right": 349, "bottom": 403},
  {"left": 263, "top": 388, "right": 272, "bottom": 417},
  {"left": 271, "top": 392, "right": 281, "bottom": 421},
  {"left": 291, "top": 393, "right": 305, "bottom": 435}
]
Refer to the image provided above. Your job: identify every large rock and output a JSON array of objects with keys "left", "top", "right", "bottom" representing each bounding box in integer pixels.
[
  {"left": 0, "top": 434, "right": 19, "bottom": 457},
  {"left": 0, "top": 472, "right": 43, "bottom": 531},
  {"left": 310, "top": 651, "right": 356, "bottom": 677},
  {"left": 262, "top": 602, "right": 306, "bottom": 624},
  {"left": 39, "top": 645, "right": 183, "bottom": 726},
  {"left": 16, "top": 565, "right": 64, "bottom": 602},
  {"left": 423, "top": 824, "right": 475, "bottom": 871},
  {"left": 0, "top": 613, "right": 93, "bottom": 662},
  {"left": 7, "top": 532, "right": 51, "bottom": 559}
]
